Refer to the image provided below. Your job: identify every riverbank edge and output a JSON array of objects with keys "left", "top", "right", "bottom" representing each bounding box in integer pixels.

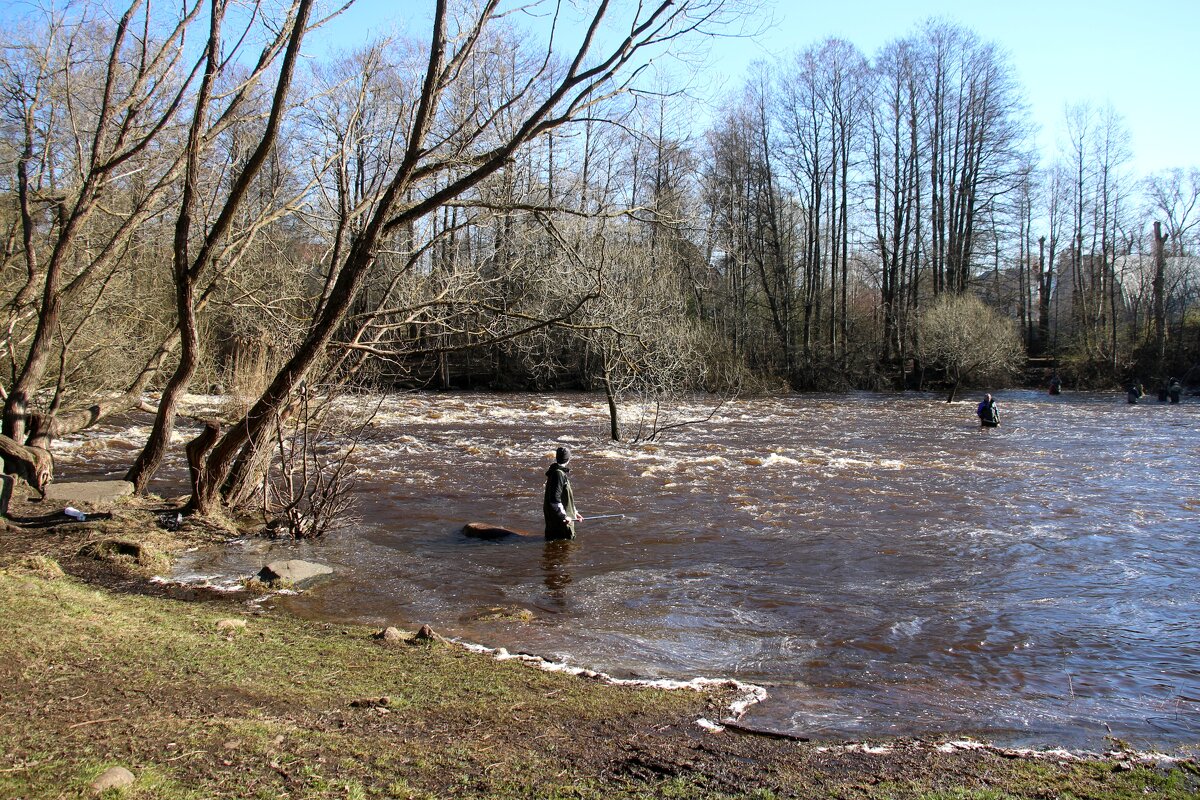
[{"left": 2, "top": 497, "right": 1198, "bottom": 799}]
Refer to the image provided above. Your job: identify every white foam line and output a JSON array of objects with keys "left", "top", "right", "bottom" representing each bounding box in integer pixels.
[
  {"left": 453, "top": 638, "right": 768, "bottom": 731},
  {"left": 149, "top": 574, "right": 243, "bottom": 593},
  {"left": 814, "top": 738, "right": 1188, "bottom": 767},
  {"left": 451, "top": 634, "right": 1195, "bottom": 764},
  {"left": 943, "top": 739, "right": 1188, "bottom": 767}
]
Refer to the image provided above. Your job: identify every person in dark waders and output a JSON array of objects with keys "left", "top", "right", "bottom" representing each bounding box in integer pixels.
[
  {"left": 544, "top": 446, "right": 583, "bottom": 540},
  {"left": 976, "top": 393, "right": 999, "bottom": 427}
]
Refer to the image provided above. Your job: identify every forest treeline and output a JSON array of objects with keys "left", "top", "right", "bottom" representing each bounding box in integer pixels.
[{"left": 0, "top": 1, "right": 1197, "bottom": 525}]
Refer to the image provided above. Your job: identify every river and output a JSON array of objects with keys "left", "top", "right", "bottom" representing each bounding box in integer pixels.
[{"left": 54, "top": 390, "right": 1200, "bottom": 751}]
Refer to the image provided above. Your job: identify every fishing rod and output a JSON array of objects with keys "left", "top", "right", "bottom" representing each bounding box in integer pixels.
[{"left": 584, "top": 513, "right": 629, "bottom": 520}]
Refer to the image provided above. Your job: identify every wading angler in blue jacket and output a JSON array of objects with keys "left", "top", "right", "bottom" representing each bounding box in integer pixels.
[{"left": 976, "top": 394, "right": 999, "bottom": 427}]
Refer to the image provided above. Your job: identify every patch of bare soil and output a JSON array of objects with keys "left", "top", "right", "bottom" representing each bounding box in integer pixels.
[{"left": 0, "top": 483, "right": 255, "bottom": 602}]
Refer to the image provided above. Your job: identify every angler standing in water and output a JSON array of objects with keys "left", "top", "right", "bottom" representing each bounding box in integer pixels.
[
  {"left": 976, "top": 393, "right": 1000, "bottom": 427},
  {"left": 544, "top": 446, "right": 583, "bottom": 540}
]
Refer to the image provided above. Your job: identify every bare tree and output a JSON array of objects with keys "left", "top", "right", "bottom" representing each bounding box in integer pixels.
[
  {"left": 187, "top": 0, "right": 750, "bottom": 515},
  {"left": 1058, "top": 102, "right": 1132, "bottom": 380},
  {"left": 1, "top": 1, "right": 205, "bottom": 448},
  {"left": 1036, "top": 161, "right": 1069, "bottom": 353},
  {"left": 1144, "top": 168, "right": 1200, "bottom": 374},
  {"left": 918, "top": 21, "right": 1026, "bottom": 296},
  {"left": 917, "top": 292, "right": 1024, "bottom": 401},
  {"left": 1144, "top": 169, "right": 1200, "bottom": 257},
  {"left": 126, "top": 0, "right": 326, "bottom": 494},
  {"left": 868, "top": 36, "right": 923, "bottom": 377}
]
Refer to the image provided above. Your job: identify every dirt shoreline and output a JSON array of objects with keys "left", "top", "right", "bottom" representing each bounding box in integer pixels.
[{"left": 2, "top": 491, "right": 1199, "bottom": 798}]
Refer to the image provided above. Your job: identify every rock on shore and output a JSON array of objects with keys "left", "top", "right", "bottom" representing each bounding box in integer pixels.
[{"left": 256, "top": 559, "right": 333, "bottom": 588}]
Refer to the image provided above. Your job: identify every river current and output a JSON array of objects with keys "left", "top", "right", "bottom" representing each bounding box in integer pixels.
[{"left": 54, "top": 390, "right": 1200, "bottom": 751}]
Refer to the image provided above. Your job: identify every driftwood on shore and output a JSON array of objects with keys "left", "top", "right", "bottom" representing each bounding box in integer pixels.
[{"left": 461, "top": 522, "right": 538, "bottom": 540}]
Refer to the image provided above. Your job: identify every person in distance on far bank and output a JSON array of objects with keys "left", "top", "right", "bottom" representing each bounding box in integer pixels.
[{"left": 543, "top": 446, "right": 584, "bottom": 540}]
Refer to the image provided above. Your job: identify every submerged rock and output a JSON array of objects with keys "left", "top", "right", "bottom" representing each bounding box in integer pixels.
[
  {"left": 462, "top": 522, "right": 537, "bottom": 539},
  {"left": 256, "top": 559, "right": 333, "bottom": 588},
  {"left": 467, "top": 605, "right": 535, "bottom": 623}
]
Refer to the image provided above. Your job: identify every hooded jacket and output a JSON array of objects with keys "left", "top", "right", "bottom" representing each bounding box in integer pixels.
[
  {"left": 976, "top": 398, "right": 999, "bottom": 425},
  {"left": 543, "top": 462, "right": 576, "bottom": 522}
]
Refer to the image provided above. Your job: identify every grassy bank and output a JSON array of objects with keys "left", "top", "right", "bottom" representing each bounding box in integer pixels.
[{"left": 0, "top": 511, "right": 1197, "bottom": 798}]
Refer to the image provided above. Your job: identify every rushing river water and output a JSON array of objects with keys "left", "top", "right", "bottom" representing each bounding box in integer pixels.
[{"left": 56, "top": 390, "right": 1200, "bottom": 751}]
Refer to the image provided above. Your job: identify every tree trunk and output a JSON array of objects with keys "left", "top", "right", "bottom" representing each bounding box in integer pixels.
[
  {"left": 602, "top": 370, "right": 620, "bottom": 442},
  {"left": 182, "top": 422, "right": 220, "bottom": 514},
  {"left": 129, "top": 0, "right": 313, "bottom": 494},
  {"left": 190, "top": 234, "right": 376, "bottom": 514},
  {"left": 1152, "top": 220, "right": 1168, "bottom": 379},
  {"left": 221, "top": 413, "right": 286, "bottom": 510},
  {"left": 0, "top": 433, "right": 53, "bottom": 516},
  {"left": 125, "top": 308, "right": 199, "bottom": 493},
  {"left": 1035, "top": 236, "right": 1049, "bottom": 352}
]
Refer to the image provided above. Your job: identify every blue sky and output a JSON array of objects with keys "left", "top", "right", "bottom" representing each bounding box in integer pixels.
[
  {"left": 318, "top": 0, "right": 1198, "bottom": 179},
  {"left": 3, "top": 0, "right": 1189, "bottom": 178},
  {"left": 696, "top": 0, "right": 1200, "bottom": 177}
]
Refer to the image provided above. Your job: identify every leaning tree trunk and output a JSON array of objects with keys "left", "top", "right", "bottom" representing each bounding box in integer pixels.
[
  {"left": 128, "top": 0, "right": 314, "bottom": 496},
  {"left": 220, "top": 413, "right": 286, "bottom": 511},
  {"left": 190, "top": 237, "right": 376, "bottom": 514}
]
